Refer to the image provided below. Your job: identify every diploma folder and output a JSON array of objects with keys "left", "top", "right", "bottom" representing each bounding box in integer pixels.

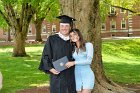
[{"left": 53, "top": 56, "right": 68, "bottom": 72}]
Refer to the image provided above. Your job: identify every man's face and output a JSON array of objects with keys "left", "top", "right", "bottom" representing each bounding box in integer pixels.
[{"left": 60, "top": 23, "right": 71, "bottom": 36}]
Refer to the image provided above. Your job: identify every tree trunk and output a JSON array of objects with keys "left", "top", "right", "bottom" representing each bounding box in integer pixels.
[
  {"left": 7, "top": 28, "right": 11, "bottom": 42},
  {"left": 59, "top": 0, "right": 135, "bottom": 93},
  {"left": 12, "top": 31, "right": 27, "bottom": 57},
  {"left": 0, "top": 2, "right": 35, "bottom": 57},
  {"left": 35, "top": 19, "right": 43, "bottom": 42}
]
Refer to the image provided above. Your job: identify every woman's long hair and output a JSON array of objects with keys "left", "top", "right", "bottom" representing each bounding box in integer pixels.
[{"left": 69, "top": 29, "right": 86, "bottom": 51}]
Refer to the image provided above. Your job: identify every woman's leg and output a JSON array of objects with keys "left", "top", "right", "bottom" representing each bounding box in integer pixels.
[{"left": 82, "top": 89, "right": 92, "bottom": 93}]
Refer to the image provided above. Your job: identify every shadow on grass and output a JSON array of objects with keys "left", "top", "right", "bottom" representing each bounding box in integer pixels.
[
  {"left": 0, "top": 51, "right": 49, "bottom": 93},
  {"left": 103, "top": 61, "right": 140, "bottom": 84}
]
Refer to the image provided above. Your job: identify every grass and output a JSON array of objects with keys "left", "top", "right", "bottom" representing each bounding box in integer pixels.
[
  {"left": 0, "top": 44, "right": 49, "bottom": 93},
  {"left": 0, "top": 39, "right": 140, "bottom": 93},
  {"left": 102, "top": 39, "right": 140, "bottom": 84}
]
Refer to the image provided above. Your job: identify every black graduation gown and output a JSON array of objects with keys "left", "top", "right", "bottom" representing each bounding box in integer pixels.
[{"left": 39, "top": 34, "right": 76, "bottom": 93}]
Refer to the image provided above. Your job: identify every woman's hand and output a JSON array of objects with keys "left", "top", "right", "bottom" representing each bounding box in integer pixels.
[{"left": 65, "top": 61, "right": 75, "bottom": 68}]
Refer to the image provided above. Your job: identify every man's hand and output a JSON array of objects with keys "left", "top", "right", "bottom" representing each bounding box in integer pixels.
[
  {"left": 49, "top": 68, "right": 60, "bottom": 75},
  {"left": 65, "top": 61, "right": 75, "bottom": 68}
]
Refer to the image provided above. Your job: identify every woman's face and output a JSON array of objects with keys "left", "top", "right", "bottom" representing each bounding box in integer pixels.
[{"left": 70, "top": 32, "right": 80, "bottom": 42}]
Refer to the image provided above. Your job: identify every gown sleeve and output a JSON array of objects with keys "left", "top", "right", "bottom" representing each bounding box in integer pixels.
[
  {"left": 75, "top": 43, "right": 94, "bottom": 65},
  {"left": 38, "top": 36, "right": 53, "bottom": 74}
]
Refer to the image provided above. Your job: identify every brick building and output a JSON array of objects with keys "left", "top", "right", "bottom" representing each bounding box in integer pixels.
[
  {"left": 101, "top": 7, "right": 140, "bottom": 38},
  {"left": 0, "top": 7, "right": 140, "bottom": 41},
  {"left": 26, "top": 20, "right": 60, "bottom": 41},
  {"left": 0, "top": 20, "right": 60, "bottom": 41}
]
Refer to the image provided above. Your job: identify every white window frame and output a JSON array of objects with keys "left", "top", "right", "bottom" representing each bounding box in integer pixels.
[
  {"left": 110, "top": 7, "right": 115, "bottom": 14},
  {"left": 121, "top": 20, "right": 126, "bottom": 29},
  {"left": 52, "top": 24, "right": 56, "bottom": 33},
  {"left": 101, "top": 23, "right": 106, "bottom": 30},
  {"left": 120, "top": 9, "right": 125, "bottom": 13},
  {"left": 3, "top": 31, "right": 7, "bottom": 35},
  {"left": 42, "top": 24, "right": 46, "bottom": 33},
  {"left": 110, "top": 20, "right": 116, "bottom": 30},
  {"left": 28, "top": 25, "right": 32, "bottom": 34}
]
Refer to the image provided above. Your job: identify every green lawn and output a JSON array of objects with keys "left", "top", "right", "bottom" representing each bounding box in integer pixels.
[
  {"left": 102, "top": 39, "right": 140, "bottom": 84},
  {"left": 0, "top": 39, "right": 140, "bottom": 93},
  {"left": 0, "top": 44, "right": 49, "bottom": 93}
]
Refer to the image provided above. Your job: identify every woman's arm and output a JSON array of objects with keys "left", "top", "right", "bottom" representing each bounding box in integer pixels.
[
  {"left": 65, "top": 43, "right": 94, "bottom": 68},
  {"left": 75, "top": 43, "right": 94, "bottom": 65}
]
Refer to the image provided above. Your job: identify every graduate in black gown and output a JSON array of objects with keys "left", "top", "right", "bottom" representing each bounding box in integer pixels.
[{"left": 39, "top": 15, "right": 77, "bottom": 93}]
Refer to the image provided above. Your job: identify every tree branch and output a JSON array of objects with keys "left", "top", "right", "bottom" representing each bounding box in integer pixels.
[
  {"left": 103, "top": 1, "right": 140, "bottom": 16},
  {"left": 45, "top": 2, "right": 55, "bottom": 16},
  {"left": 111, "top": 5, "right": 140, "bottom": 16},
  {"left": 19, "top": 3, "right": 36, "bottom": 35},
  {"left": 0, "top": 9, "right": 11, "bottom": 26},
  {"left": 3, "top": 3, "right": 19, "bottom": 29},
  {"left": 27, "top": 4, "right": 36, "bottom": 23}
]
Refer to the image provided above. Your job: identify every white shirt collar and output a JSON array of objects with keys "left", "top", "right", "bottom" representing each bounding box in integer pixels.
[{"left": 57, "top": 32, "right": 70, "bottom": 41}]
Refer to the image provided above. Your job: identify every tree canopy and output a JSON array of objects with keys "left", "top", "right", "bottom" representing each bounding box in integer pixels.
[{"left": 100, "top": 0, "right": 140, "bottom": 21}]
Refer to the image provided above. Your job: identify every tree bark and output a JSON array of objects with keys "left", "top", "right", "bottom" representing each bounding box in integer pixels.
[
  {"left": 35, "top": 19, "right": 44, "bottom": 42},
  {"left": 0, "top": 2, "right": 35, "bottom": 57},
  {"left": 7, "top": 28, "right": 11, "bottom": 42},
  {"left": 59, "top": 0, "right": 135, "bottom": 93},
  {"left": 13, "top": 31, "right": 27, "bottom": 57}
]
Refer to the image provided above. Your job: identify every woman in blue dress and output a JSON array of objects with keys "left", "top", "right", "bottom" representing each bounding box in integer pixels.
[{"left": 65, "top": 29, "right": 95, "bottom": 93}]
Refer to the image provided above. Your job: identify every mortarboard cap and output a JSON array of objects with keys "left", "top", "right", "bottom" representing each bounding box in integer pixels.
[{"left": 56, "top": 15, "right": 76, "bottom": 24}]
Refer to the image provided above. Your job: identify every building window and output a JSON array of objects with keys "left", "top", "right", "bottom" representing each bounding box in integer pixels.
[
  {"left": 120, "top": 9, "right": 125, "bottom": 13},
  {"left": 110, "top": 20, "right": 116, "bottom": 30},
  {"left": 10, "top": 30, "right": 13, "bottom": 35},
  {"left": 121, "top": 20, "right": 126, "bottom": 29},
  {"left": 3, "top": 31, "right": 7, "bottom": 35},
  {"left": 28, "top": 25, "right": 32, "bottom": 34},
  {"left": 42, "top": 24, "right": 46, "bottom": 33},
  {"left": 52, "top": 24, "right": 56, "bottom": 33},
  {"left": 110, "top": 7, "right": 115, "bottom": 14},
  {"left": 101, "top": 23, "right": 106, "bottom": 30}
]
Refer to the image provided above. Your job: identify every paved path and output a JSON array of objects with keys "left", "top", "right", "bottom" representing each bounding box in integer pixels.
[{"left": 102, "top": 36, "right": 140, "bottom": 40}]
